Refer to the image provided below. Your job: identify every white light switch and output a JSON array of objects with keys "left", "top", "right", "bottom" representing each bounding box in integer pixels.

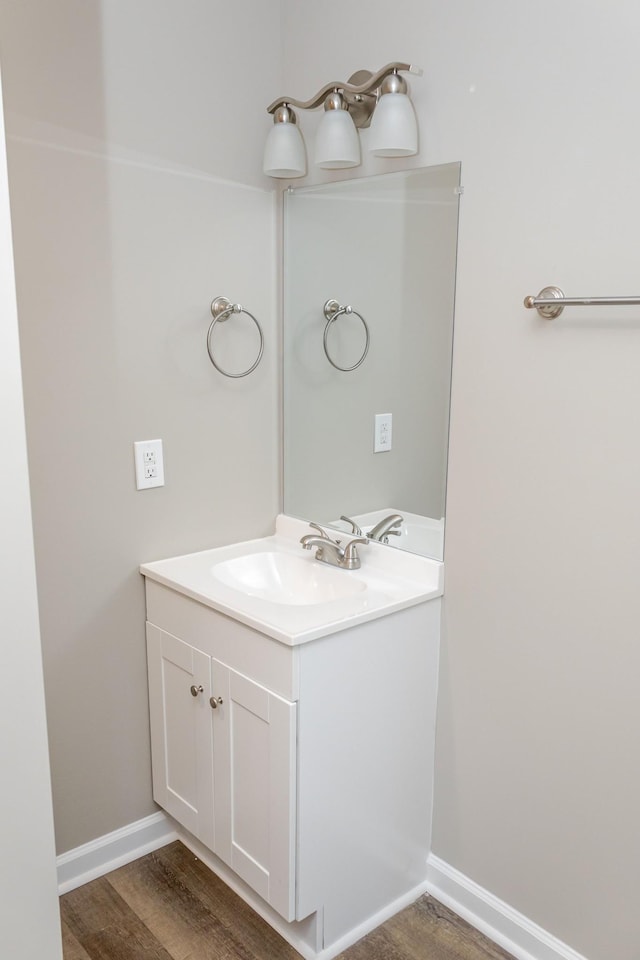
[
  {"left": 374, "top": 413, "right": 392, "bottom": 453},
  {"left": 134, "top": 439, "right": 165, "bottom": 489}
]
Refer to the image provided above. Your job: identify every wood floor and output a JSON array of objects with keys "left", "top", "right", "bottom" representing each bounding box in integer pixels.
[{"left": 61, "top": 841, "right": 515, "bottom": 960}]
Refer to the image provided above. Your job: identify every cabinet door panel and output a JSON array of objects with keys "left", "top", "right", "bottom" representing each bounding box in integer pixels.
[
  {"left": 212, "top": 660, "right": 296, "bottom": 921},
  {"left": 231, "top": 687, "right": 270, "bottom": 872},
  {"left": 146, "top": 624, "right": 214, "bottom": 848}
]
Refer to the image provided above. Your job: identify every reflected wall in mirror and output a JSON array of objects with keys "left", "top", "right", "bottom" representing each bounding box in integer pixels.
[{"left": 283, "top": 162, "right": 461, "bottom": 561}]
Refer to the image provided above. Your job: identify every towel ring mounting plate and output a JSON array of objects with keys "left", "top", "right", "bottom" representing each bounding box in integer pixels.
[{"left": 207, "top": 297, "right": 264, "bottom": 378}]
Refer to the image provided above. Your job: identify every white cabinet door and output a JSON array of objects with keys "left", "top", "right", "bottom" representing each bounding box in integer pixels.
[
  {"left": 211, "top": 660, "right": 297, "bottom": 922},
  {"left": 146, "top": 624, "right": 214, "bottom": 849}
]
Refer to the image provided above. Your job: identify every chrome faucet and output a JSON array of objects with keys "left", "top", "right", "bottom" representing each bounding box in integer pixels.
[
  {"left": 300, "top": 523, "right": 368, "bottom": 570},
  {"left": 366, "top": 513, "right": 404, "bottom": 543}
]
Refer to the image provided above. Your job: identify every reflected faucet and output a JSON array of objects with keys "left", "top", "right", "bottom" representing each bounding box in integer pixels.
[
  {"left": 340, "top": 515, "right": 363, "bottom": 536},
  {"left": 367, "top": 513, "right": 404, "bottom": 543},
  {"left": 300, "top": 523, "right": 368, "bottom": 570}
]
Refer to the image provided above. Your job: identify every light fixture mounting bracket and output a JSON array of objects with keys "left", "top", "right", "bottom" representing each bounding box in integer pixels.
[
  {"left": 266, "top": 62, "right": 422, "bottom": 129},
  {"left": 342, "top": 70, "right": 376, "bottom": 128}
]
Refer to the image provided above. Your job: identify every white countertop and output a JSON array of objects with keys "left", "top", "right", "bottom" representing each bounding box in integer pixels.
[{"left": 140, "top": 515, "right": 443, "bottom": 645}]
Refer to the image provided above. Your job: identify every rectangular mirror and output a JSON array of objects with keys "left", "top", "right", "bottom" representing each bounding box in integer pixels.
[{"left": 283, "top": 162, "right": 461, "bottom": 561}]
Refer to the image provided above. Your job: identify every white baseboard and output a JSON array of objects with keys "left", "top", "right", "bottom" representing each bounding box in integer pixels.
[
  {"left": 57, "top": 818, "right": 589, "bottom": 960},
  {"left": 426, "top": 854, "right": 589, "bottom": 960},
  {"left": 57, "top": 811, "right": 177, "bottom": 894}
]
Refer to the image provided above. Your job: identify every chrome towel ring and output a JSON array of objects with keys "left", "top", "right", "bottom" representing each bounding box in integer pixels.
[
  {"left": 207, "top": 297, "right": 264, "bottom": 378},
  {"left": 323, "top": 299, "right": 370, "bottom": 372}
]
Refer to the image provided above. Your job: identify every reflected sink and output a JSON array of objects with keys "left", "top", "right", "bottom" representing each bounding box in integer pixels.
[{"left": 211, "top": 551, "right": 367, "bottom": 606}]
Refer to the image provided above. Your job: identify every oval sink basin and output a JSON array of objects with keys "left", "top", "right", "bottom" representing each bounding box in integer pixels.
[{"left": 211, "top": 551, "right": 367, "bottom": 606}]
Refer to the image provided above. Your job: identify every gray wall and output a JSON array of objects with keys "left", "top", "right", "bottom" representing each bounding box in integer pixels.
[
  {"left": 283, "top": 3, "right": 640, "bottom": 960},
  {"left": 3, "top": 3, "right": 640, "bottom": 960},
  {"left": 0, "top": 0, "right": 282, "bottom": 853},
  {"left": 0, "top": 66, "right": 62, "bottom": 959}
]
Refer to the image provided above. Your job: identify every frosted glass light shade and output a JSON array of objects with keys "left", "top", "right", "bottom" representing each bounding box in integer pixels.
[
  {"left": 315, "top": 109, "right": 361, "bottom": 169},
  {"left": 263, "top": 121, "right": 306, "bottom": 178},
  {"left": 369, "top": 92, "right": 418, "bottom": 157}
]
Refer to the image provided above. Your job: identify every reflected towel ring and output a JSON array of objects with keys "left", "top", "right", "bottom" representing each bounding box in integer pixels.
[
  {"left": 207, "top": 297, "right": 264, "bottom": 378},
  {"left": 323, "top": 299, "right": 370, "bottom": 372}
]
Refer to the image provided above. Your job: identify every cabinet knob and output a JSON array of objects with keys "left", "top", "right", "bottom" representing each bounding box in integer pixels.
[
  {"left": 210, "top": 696, "right": 223, "bottom": 709},
  {"left": 190, "top": 684, "right": 204, "bottom": 697}
]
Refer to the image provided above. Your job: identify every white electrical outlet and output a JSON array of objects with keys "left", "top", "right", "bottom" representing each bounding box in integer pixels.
[
  {"left": 134, "top": 439, "right": 165, "bottom": 489},
  {"left": 374, "top": 413, "right": 393, "bottom": 453}
]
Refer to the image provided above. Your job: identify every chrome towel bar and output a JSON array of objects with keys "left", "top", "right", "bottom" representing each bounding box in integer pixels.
[{"left": 524, "top": 285, "right": 640, "bottom": 320}]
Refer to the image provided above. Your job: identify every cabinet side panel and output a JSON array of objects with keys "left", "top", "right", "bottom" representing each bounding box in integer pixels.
[{"left": 296, "top": 601, "right": 441, "bottom": 943}]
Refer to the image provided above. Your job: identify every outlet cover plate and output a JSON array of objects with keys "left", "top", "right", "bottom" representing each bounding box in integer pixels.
[{"left": 134, "top": 439, "right": 164, "bottom": 489}]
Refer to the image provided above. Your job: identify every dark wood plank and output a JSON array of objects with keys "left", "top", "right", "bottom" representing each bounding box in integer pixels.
[
  {"left": 62, "top": 878, "right": 136, "bottom": 939},
  {"left": 338, "top": 922, "right": 413, "bottom": 960},
  {"left": 107, "top": 847, "right": 267, "bottom": 960},
  {"left": 339, "top": 896, "right": 515, "bottom": 960},
  {"left": 61, "top": 920, "right": 93, "bottom": 960},
  {"left": 75, "top": 924, "right": 176, "bottom": 960},
  {"left": 61, "top": 875, "right": 174, "bottom": 960},
  {"left": 401, "top": 898, "right": 515, "bottom": 959},
  {"left": 155, "top": 841, "right": 301, "bottom": 960}
]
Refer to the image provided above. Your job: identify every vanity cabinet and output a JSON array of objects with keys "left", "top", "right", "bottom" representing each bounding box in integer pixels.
[
  {"left": 147, "top": 618, "right": 297, "bottom": 921},
  {"left": 143, "top": 564, "right": 441, "bottom": 955}
]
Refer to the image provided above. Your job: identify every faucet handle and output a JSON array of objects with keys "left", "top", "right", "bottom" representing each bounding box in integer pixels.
[
  {"left": 340, "top": 515, "right": 363, "bottom": 536},
  {"left": 307, "top": 522, "right": 342, "bottom": 545},
  {"left": 343, "top": 536, "right": 369, "bottom": 561},
  {"left": 308, "top": 521, "right": 330, "bottom": 539}
]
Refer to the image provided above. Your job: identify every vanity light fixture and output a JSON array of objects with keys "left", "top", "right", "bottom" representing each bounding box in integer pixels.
[{"left": 263, "top": 62, "right": 422, "bottom": 178}]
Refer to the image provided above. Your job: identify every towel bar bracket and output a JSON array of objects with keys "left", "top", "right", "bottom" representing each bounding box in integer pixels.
[{"left": 524, "top": 285, "right": 565, "bottom": 319}]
